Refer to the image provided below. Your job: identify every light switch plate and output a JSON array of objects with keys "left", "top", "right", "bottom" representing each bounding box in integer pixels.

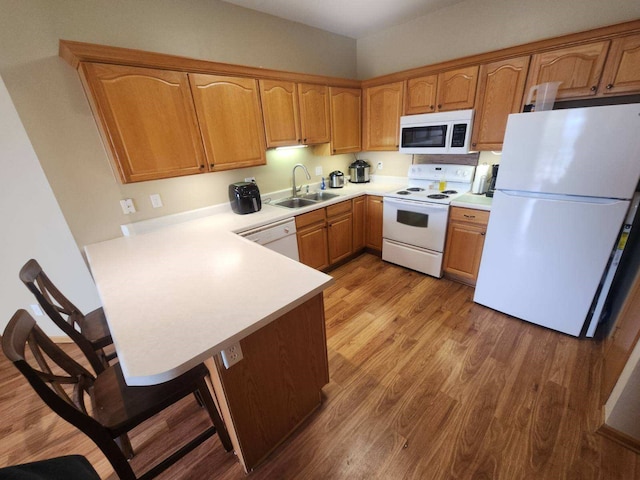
[{"left": 150, "top": 194, "right": 163, "bottom": 208}]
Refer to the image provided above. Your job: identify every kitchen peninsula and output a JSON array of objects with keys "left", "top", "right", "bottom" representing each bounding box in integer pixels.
[{"left": 84, "top": 216, "right": 334, "bottom": 471}]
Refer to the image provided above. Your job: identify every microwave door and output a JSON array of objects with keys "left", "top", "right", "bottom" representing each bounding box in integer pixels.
[{"left": 401, "top": 125, "right": 447, "bottom": 150}]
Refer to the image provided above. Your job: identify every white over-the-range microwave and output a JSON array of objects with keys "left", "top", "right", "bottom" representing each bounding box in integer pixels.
[{"left": 399, "top": 109, "right": 474, "bottom": 154}]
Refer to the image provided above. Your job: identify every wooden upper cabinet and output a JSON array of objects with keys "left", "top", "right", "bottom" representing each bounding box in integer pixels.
[
  {"left": 189, "top": 74, "right": 266, "bottom": 171},
  {"left": 329, "top": 87, "right": 362, "bottom": 154},
  {"left": 436, "top": 66, "right": 479, "bottom": 111},
  {"left": 405, "top": 74, "right": 438, "bottom": 115},
  {"left": 600, "top": 33, "right": 640, "bottom": 96},
  {"left": 79, "top": 63, "right": 206, "bottom": 183},
  {"left": 471, "top": 56, "right": 530, "bottom": 151},
  {"left": 525, "top": 41, "right": 610, "bottom": 101},
  {"left": 259, "top": 81, "right": 329, "bottom": 147},
  {"left": 298, "top": 83, "right": 331, "bottom": 144},
  {"left": 363, "top": 82, "right": 404, "bottom": 151},
  {"left": 259, "top": 80, "right": 301, "bottom": 147},
  {"left": 404, "top": 66, "right": 477, "bottom": 115}
]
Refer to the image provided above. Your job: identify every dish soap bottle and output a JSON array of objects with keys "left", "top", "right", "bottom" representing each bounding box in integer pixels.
[{"left": 321, "top": 177, "right": 326, "bottom": 190}]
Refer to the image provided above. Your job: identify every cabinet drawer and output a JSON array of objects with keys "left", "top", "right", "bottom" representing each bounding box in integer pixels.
[
  {"left": 296, "top": 208, "right": 326, "bottom": 229},
  {"left": 450, "top": 207, "right": 490, "bottom": 225},
  {"left": 326, "top": 200, "right": 351, "bottom": 217}
]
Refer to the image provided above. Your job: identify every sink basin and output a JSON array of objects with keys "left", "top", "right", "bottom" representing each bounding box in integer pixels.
[
  {"left": 300, "top": 191, "right": 341, "bottom": 201},
  {"left": 273, "top": 197, "right": 317, "bottom": 209}
]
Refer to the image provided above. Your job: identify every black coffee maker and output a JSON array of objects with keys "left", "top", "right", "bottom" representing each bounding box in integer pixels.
[{"left": 486, "top": 165, "right": 499, "bottom": 197}]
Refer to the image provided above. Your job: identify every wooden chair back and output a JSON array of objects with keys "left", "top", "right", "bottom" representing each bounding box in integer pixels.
[{"left": 19, "top": 259, "right": 107, "bottom": 373}]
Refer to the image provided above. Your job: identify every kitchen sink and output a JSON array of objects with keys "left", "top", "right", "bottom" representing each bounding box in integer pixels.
[
  {"left": 272, "top": 191, "right": 341, "bottom": 209},
  {"left": 300, "top": 192, "right": 341, "bottom": 201},
  {"left": 273, "top": 197, "right": 318, "bottom": 209}
]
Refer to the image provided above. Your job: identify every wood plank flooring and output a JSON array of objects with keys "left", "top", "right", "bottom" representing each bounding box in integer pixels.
[{"left": 1, "top": 253, "right": 639, "bottom": 479}]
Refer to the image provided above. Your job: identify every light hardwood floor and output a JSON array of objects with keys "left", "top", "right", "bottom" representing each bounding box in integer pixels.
[{"left": 1, "top": 253, "right": 639, "bottom": 479}]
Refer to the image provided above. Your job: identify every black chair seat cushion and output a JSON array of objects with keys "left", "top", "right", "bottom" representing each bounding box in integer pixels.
[{"left": 0, "top": 455, "right": 100, "bottom": 480}]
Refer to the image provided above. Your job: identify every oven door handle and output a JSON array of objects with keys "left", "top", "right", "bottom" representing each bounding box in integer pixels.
[{"left": 384, "top": 197, "right": 450, "bottom": 212}]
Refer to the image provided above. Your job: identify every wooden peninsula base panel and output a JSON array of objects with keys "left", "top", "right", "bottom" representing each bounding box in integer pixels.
[{"left": 207, "top": 293, "right": 329, "bottom": 471}]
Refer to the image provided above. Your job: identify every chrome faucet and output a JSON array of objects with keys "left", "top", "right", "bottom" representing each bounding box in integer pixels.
[{"left": 292, "top": 163, "right": 311, "bottom": 197}]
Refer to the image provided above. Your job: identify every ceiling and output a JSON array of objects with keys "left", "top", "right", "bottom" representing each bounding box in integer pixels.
[{"left": 220, "top": 0, "right": 466, "bottom": 39}]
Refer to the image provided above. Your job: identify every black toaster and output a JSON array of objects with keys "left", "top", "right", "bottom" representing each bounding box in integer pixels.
[{"left": 229, "top": 182, "right": 261, "bottom": 214}]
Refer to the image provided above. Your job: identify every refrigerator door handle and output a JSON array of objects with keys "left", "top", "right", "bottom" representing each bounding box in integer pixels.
[{"left": 500, "top": 189, "right": 629, "bottom": 205}]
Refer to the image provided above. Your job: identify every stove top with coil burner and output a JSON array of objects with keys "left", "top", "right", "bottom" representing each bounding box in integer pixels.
[{"left": 385, "top": 164, "right": 476, "bottom": 205}]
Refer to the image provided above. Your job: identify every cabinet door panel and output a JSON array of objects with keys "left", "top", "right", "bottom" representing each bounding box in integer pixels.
[
  {"left": 329, "top": 87, "right": 361, "bottom": 154},
  {"left": 405, "top": 75, "right": 437, "bottom": 115},
  {"left": 328, "top": 213, "right": 353, "bottom": 264},
  {"left": 436, "top": 66, "right": 478, "bottom": 111},
  {"left": 365, "top": 195, "right": 384, "bottom": 251},
  {"left": 259, "top": 80, "right": 300, "bottom": 147},
  {"left": 352, "top": 197, "right": 366, "bottom": 252},
  {"left": 600, "top": 33, "right": 640, "bottom": 96},
  {"left": 80, "top": 63, "right": 206, "bottom": 183},
  {"left": 443, "top": 221, "right": 487, "bottom": 285},
  {"left": 472, "top": 56, "right": 530, "bottom": 151},
  {"left": 298, "top": 84, "right": 330, "bottom": 144},
  {"left": 190, "top": 74, "right": 266, "bottom": 171},
  {"left": 363, "top": 82, "right": 404, "bottom": 151},
  {"left": 297, "top": 225, "right": 329, "bottom": 270},
  {"left": 526, "top": 42, "right": 610, "bottom": 100}
]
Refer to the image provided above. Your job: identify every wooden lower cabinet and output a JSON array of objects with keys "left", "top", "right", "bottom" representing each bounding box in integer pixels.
[
  {"left": 365, "top": 195, "right": 384, "bottom": 252},
  {"left": 352, "top": 196, "right": 366, "bottom": 252},
  {"left": 327, "top": 201, "right": 353, "bottom": 264},
  {"left": 443, "top": 207, "right": 490, "bottom": 286},
  {"left": 296, "top": 208, "right": 329, "bottom": 270},
  {"left": 209, "top": 293, "right": 328, "bottom": 472},
  {"left": 296, "top": 198, "right": 372, "bottom": 270}
]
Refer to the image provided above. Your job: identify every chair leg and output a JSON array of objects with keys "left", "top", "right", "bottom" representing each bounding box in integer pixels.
[
  {"left": 115, "top": 433, "right": 134, "bottom": 459},
  {"left": 196, "top": 379, "right": 233, "bottom": 452}
]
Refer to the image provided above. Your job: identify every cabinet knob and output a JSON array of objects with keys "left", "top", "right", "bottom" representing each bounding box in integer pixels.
[
  {"left": 606, "top": 84, "right": 613, "bottom": 90},
  {"left": 471, "top": 143, "right": 477, "bottom": 147},
  {"left": 333, "top": 149, "right": 336, "bottom": 153},
  {"left": 590, "top": 86, "right": 597, "bottom": 92},
  {"left": 430, "top": 105, "right": 435, "bottom": 110},
  {"left": 437, "top": 104, "right": 442, "bottom": 109},
  {"left": 463, "top": 214, "right": 476, "bottom": 219},
  {"left": 303, "top": 138, "right": 307, "bottom": 143},
  {"left": 199, "top": 165, "right": 204, "bottom": 169},
  {"left": 210, "top": 163, "right": 214, "bottom": 169},
  {"left": 481, "top": 232, "right": 486, "bottom": 236}
]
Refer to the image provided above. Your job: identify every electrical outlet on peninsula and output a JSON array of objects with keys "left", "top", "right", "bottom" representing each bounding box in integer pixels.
[{"left": 220, "top": 342, "right": 244, "bottom": 368}]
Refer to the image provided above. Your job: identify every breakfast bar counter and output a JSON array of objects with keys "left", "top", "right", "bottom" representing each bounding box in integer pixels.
[{"left": 85, "top": 216, "right": 334, "bottom": 471}]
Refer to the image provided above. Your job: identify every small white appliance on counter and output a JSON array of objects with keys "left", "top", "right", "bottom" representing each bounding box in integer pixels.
[
  {"left": 474, "top": 103, "right": 640, "bottom": 337},
  {"left": 471, "top": 163, "right": 492, "bottom": 194},
  {"left": 382, "top": 164, "right": 475, "bottom": 277},
  {"left": 399, "top": 109, "right": 474, "bottom": 155}
]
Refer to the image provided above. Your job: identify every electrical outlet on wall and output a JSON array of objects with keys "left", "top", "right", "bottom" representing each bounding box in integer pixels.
[
  {"left": 244, "top": 177, "right": 256, "bottom": 183},
  {"left": 377, "top": 162, "right": 383, "bottom": 170},
  {"left": 220, "top": 342, "right": 244, "bottom": 368},
  {"left": 315, "top": 166, "right": 323, "bottom": 176},
  {"left": 119, "top": 199, "right": 136, "bottom": 214}
]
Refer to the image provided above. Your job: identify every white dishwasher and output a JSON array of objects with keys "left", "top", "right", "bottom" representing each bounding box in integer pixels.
[{"left": 239, "top": 218, "right": 299, "bottom": 261}]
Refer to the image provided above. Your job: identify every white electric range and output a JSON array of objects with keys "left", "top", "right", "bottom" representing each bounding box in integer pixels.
[{"left": 382, "top": 164, "right": 476, "bottom": 277}]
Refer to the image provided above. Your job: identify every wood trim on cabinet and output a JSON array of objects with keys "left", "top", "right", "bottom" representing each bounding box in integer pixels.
[{"left": 60, "top": 40, "right": 361, "bottom": 88}]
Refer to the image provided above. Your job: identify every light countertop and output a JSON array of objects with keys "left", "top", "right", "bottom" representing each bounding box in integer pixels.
[
  {"left": 86, "top": 179, "right": 402, "bottom": 386},
  {"left": 451, "top": 193, "right": 493, "bottom": 211}
]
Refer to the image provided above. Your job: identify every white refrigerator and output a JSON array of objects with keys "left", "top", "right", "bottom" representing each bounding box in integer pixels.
[{"left": 474, "top": 103, "right": 640, "bottom": 337}]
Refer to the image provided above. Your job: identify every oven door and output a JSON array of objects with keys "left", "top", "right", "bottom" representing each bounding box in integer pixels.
[{"left": 382, "top": 197, "right": 449, "bottom": 251}]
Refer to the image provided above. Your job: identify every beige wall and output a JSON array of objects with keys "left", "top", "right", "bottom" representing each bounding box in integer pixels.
[
  {"left": 0, "top": 0, "right": 357, "bottom": 247},
  {"left": 356, "top": 0, "right": 640, "bottom": 78}
]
